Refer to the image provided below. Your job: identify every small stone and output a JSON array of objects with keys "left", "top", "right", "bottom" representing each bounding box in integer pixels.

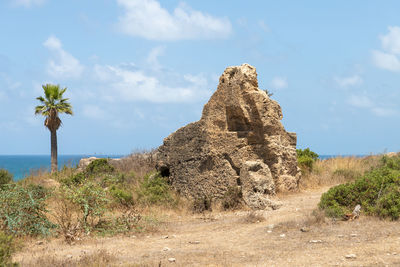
[
  {"left": 168, "top": 258, "right": 176, "bottom": 263},
  {"left": 171, "top": 235, "right": 177, "bottom": 238},
  {"left": 188, "top": 241, "right": 200, "bottom": 244},
  {"left": 337, "top": 235, "right": 344, "bottom": 238},
  {"left": 162, "top": 235, "right": 169, "bottom": 239},
  {"left": 163, "top": 247, "right": 171, "bottom": 251},
  {"left": 267, "top": 230, "right": 272, "bottom": 233},
  {"left": 350, "top": 233, "right": 358, "bottom": 237},
  {"left": 280, "top": 234, "right": 286, "bottom": 238},
  {"left": 393, "top": 252, "right": 397, "bottom": 255},
  {"left": 267, "top": 224, "right": 274, "bottom": 229},
  {"left": 345, "top": 254, "right": 357, "bottom": 259},
  {"left": 66, "top": 255, "right": 73, "bottom": 260},
  {"left": 309, "top": 240, "right": 322, "bottom": 243},
  {"left": 131, "top": 235, "right": 137, "bottom": 238},
  {"left": 300, "top": 227, "right": 309, "bottom": 232},
  {"left": 36, "top": 241, "right": 44, "bottom": 245}
]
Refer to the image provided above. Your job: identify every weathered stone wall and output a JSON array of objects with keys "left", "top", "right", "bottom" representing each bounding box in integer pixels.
[{"left": 156, "top": 64, "right": 300, "bottom": 209}]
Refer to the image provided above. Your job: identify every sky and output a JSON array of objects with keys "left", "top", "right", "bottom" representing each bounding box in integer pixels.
[{"left": 1, "top": 0, "right": 400, "bottom": 156}]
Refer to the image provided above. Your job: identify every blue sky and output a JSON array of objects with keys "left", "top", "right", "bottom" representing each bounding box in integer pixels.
[{"left": 1, "top": 0, "right": 400, "bottom": 155}]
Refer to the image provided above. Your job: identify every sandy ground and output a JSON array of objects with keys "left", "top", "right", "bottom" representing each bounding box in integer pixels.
[{"left": 14, "top": 187, "right": 400, "bottom": 266}]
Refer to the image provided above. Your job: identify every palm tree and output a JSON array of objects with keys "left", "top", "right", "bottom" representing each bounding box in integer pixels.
[{"left": 35, "top": 84, "right": 73, "bottom": 173}]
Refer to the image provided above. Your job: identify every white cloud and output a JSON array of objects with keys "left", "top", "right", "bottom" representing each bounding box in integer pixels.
[
  {"left": 347, "top": 94, "right": 397, "bottom": 117},
  {"left": 258, "top": 20, "right": 269, "bottom": 32},
  {"left": 373, "top": 26, "right": 400, "bottom": 72},
  {"left": 93, "top": 64, "right": 212, "bottom": 103},
  {"left": 371, "top": 107, "right": 397, "bottom": 117},
  {"left": 372, "top": 50, "right": 400, "bottom": 72},
  {"left": 43, "top": 36, "right": 84, "bottom": 79},
  {"left": 334, "top": 75, "right": 363, "bottom": 88},
  {"left": 270, "top": 77, "right": 288, "bottom": 89},
  {"left": 116, "top": 0, "right": 232, "bottom": 41},
  {"left": 83, "top": 105, "right": 107, "bottom": 120},
  {"left": 11, "top": 0, "right": 45, "bottom": 7},
  {"left": 146, "top": 46, "right": 165, "bottom": 70},
  {"left": 347, "top": 95, "right": 373, "bottom": 108},
  {"left": 380, "top": 26, "right": 400, "bottom": 55}
]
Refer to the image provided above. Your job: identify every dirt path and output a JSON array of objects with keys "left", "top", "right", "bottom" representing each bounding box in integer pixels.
[{"left": 14, "top": 187, "right": 400, "bottom": 266}]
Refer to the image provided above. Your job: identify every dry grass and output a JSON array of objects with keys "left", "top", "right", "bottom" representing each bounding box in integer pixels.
[
  {"left": 112, "top": 150, "right": 157, "bottom": 179},
  {"left": 241, "top": 211, "right": 266, "bottom": 224},
  {"left": 299, "top": 155, "right": 382, "bottom": 189},
  {"left": 30, "top": 249, "right": 117, "bottom": 267}
]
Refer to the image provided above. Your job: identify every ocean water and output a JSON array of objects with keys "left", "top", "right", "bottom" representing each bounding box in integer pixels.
[
  {"left": 0, "top": 155, "right": 123, "bottom": 181},
  {"left": 0, "top": 154, "right": 362, "bottom": 181}
]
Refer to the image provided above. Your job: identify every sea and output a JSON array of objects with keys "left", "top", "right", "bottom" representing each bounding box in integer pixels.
[
  {"left": 0, "top": 155, "right": 123, "bottom": 181},
  {"left": 0, "top": 154, "right": 360, "bottom": 181}
]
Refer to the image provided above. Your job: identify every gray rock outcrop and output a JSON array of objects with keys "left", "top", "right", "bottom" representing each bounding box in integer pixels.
[{"left": 156, "top": 63, "right": 300, "bottom": 209}]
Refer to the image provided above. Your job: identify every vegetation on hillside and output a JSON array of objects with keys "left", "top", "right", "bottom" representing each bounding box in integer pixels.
[
  {"left": 297, "top": 148, "right": 319, "bottom": 173},
  {"left": 319, "top": 154, "right": 400, "bottom": 220}
]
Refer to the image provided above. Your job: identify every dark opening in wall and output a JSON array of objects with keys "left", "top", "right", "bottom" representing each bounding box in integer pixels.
[
  {"left": 226, "top": 106, "right": 250, "bottom": 132},
  {"left": 160, "top": 166, "right": 170, "bottom": 177}
]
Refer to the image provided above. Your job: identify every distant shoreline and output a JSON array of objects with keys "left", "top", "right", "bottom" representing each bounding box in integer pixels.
[{"left": 0, "top": 154, "right": 124, "bottom": 181}]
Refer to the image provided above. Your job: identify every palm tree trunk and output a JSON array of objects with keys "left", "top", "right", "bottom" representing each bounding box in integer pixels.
[{"left": 50, "top": 129, "right": 58, "bottom": 173}]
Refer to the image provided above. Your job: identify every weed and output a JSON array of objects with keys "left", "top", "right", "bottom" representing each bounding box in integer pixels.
[
  {"left": 0, "top": 184, "right": 55, "bottom": 236},
  {"left": 221, "top": 186, "right": 243, "bottom": 210},
  {"left": 86, "top": 159, "right": 115, "bottom": 175},
  {"left": 297, "top": 148, "right": 319, "bottom": 173},
  {"left": 332, "top": 168, "right": 361, "bottom": 181},
  {"left": 241, "top": 212, "right": 265, "bottom": 223},
  {"left": 0, "top": 169, "right": 13, "bottom": 187},
  {"left": 192, "top": 196, "right": 212, "bottom": 213},
  {"left": 61, "top": 182, "right": 110, "bottom": 230},
  {"left": 137, "top": 172, "right": 174, "bottom": 206},
  {"left": 0, "top": 231, "right": 16, "bottom": 266}
]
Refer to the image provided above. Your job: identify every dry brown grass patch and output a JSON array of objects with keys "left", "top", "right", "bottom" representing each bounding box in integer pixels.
[
  {"left": 300, "top": 155, "right": 382, "bottom": 189},
  {"left": 241, "top": 211, "right": 266, "bottom": 224},
  {"left": 31, "top": 249, "right": 117, "bottom": 267}
]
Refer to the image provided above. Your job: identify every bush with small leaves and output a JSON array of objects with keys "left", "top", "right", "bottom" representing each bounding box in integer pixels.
[
  {"left": 109, "top": 185, "right": 134, "bottom": 208},
  {"left": 61, "top": 182, "right": 109, "bottom": 230},
  {"left": 320, "top": 155, "right": 400, "bottom": 220},
  {"left": 297, "top": 148, "right": 319, "bottom": 173},
  {"left": 0, "top": 230, "right": 16, "bottom": 266},
  {"left": 86, "top": 159, "right": 115, "bottom": 175},
  {"left": 137, "top": 172, "right": 174, "bottom": 206},
  {"left": 0, "top": 169, "right": 13, "bottom": 187},
  {"left": 0, "top": 184, "right": 55, "bottom": 236}
]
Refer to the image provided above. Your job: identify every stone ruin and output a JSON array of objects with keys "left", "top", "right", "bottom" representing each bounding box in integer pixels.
[{"left": 156, "top": 64, "right": 301, "bottom": 209}]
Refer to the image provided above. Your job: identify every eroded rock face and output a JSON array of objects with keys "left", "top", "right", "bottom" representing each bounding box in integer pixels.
[{"left": 157, "top": 63, "right": 300, "bottom": 209}]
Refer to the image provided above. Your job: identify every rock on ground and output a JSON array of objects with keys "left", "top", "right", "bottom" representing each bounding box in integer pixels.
[{"left": 156, "top": 64, "right": 300, "bottom": 210}]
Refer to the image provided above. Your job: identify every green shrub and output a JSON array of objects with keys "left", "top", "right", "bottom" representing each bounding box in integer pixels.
[
  {"left": 0, "top": 184, "right": 55, "bottom": 236},
  {"left": 0, "top": 169, "right": 13, "bottom": 187},
  {"left": 0, "top": 231, "right": 15, "bottom": 266},
  {"left": 137, "top": 172, "right": 174, "bottom": 206},
  {"left": 100, "top": 173, "right": 126, "bottom": 188},
  {"left": 319, "top": 155, "right": 400, "bottom": 220},
  {"left": 109, "top": 186, "right": 134, "bottom": 208},
  {"left": 86, "top": 159, "right": 115, "bottom": 175},
  {"left": 297, "top": 148, "right": 319, "bottom": 173},
  {"left": 60, "top": 172, "right": 86, "bottom": 186},
  {"left": 61, "top": 182, "right": 109, "bottom": 229},
  {"left": 221, "top": 186, "right": 242, "bottom": 210}
]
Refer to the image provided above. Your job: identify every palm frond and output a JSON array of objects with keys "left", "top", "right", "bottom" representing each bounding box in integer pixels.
[{"left": 35, "top": 83, "right": 73, "bottom": 120}]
